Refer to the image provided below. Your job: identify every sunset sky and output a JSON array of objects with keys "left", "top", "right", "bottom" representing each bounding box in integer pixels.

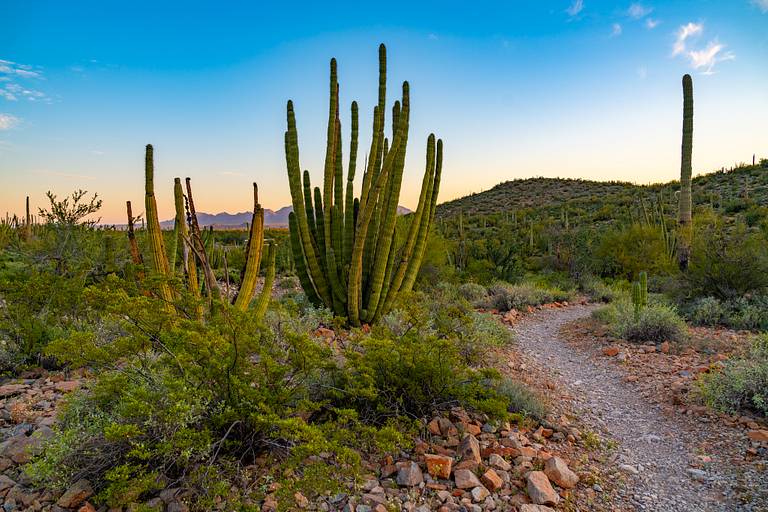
[{"left": 2, "top": 0, "right": 767, "bottom": 223}]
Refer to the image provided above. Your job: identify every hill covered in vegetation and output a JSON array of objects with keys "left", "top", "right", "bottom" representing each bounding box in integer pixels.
[{"left": 437, "top": 162, "right": 768, "bottom": 221}]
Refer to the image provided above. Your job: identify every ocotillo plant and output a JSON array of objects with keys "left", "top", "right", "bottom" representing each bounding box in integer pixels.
[
  {"left": 285, "top": 44, "right": 443, "bottom": 325},
  {"left": 678, "top": 74, "right": 693, "bottom": 271}
]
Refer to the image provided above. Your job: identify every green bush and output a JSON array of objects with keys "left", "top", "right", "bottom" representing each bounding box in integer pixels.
[
  {"left": 698, "top": 335, "right": 768, "bottom": 417},
  {"left": 579, "top": 275, "right": 622, "bottom": 303},
  {"left": 483, "top": 282, "right": 572, "bottom": 312},
  {"left": 684, "top": 295, "right": 768, "bottom": 331},
  {"left": 594, "top": 300, "right": 687, "bottom": 343},
  {"left": 595, "top": 224, "right": 674, "bottom": 280},
  {"left": 494, "top": 378, "right": 547, "bottom": 420},
  {"left": 686, "top": 214, "right": 768, "bottom": 300},
  {"left": 457, "top": 282, "right": 487, "bottom": 304},
  {"left": 688, "top": 297, "right": 726, "bottom": 326}
]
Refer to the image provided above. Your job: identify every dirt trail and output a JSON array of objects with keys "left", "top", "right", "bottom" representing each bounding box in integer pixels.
[{"left": 511, "top": 305, "right": 754, "bottom": 512}]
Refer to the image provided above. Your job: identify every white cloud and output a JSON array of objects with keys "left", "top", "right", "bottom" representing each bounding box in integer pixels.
[
  {"left": 752, "top": 0, "right": 768, "bottom": 13},
  {"left": 688, "top": 40, "right": 735, "bottom": 74},
  {"left": 672, "top": 23, "right": 734, "bottom": 74},
  {"left": 566, "top": 0, "right": 584, "bottom": 17},
  {"left": 0, "top": 113, "right": 19, "bottom": 130},
  {"left": 0, "top": 59, "right": 47, "bottom": 102},
  {"left": 611, "top": 23, "right": 623, "bottom": 36},
  {"left": 637, "top": 66, "right": 648, "bottom": 79},
  {"left": 673, "top": 22, "right": 703, "bottom": 56},
  {"left": 428, "top": 33, "right": 439, "bottom": 40},
  {"left": 628, "top": 3, "right": 652, "bottom": 19},
  {"left": 645, "top": 18, "right": 660, "bottom": 29},
  {"left": 90, "top": 150, "right": 105, "bottom": 156}
]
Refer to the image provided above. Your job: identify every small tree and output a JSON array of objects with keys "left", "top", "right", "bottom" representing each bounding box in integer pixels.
[{"left": 38, "top": 190, "right": 102, "bottom": 227}]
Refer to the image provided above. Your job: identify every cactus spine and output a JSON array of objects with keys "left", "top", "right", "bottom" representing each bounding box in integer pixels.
[
  {"left": 678, "top": 74, "right": 693, "bottom": 271},
  {"left": 285, "top": 44, "right": 443, "bottom": 325},
  {"left": 233, "top": 183, "right": 265, "bottom": 311}
]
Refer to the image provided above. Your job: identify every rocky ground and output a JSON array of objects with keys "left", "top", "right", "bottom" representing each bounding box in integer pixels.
[
  {"left": 498, "top": 304, "right": 768, "bottom": 512},
  {"left": 1, "top": 304, "right": 767, "bottom": 511}
]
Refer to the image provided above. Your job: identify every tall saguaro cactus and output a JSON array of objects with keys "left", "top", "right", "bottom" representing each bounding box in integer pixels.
[
  {"left": 677, "top": 74, "right": 693, "bottom": 271},
  {"left": 285, "top": 44, "right": 443, "bottom": 326}
]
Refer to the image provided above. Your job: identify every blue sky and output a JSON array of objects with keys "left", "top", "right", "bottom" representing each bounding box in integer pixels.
[{"left": 2, "top": 0, "right": 767, "bottom": 223}]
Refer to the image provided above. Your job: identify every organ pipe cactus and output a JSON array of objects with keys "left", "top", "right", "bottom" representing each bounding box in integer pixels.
[
  {"left": 678, "top": 74, "right": 693, "bottom": 271},
  {"left": 285, "top": 44, "right": 443, "bottom": 325},
  {"left": 144, "top": 145, "right": 175, "bottom": 311},
  {"left": 131, "top": 145, "right": 274, "bottom": 321}
]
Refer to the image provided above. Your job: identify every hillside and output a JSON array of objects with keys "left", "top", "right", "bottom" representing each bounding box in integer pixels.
[{"left": 436, "top": 163, "right": 768, "bottom": 220}]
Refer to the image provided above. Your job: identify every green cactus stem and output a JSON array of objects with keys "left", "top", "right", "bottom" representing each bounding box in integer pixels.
[
  {"left": 678, "top": 74, "right": 693, "bottom": 271},
  {"left": 144, "top": 145, "right": 175, "bottom": 310}
]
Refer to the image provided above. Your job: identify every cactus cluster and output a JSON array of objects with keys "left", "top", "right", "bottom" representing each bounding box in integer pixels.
[
  {"left": 285, "top": 44, "right": 443, "bottom": 325},
  {"left": 130, "top": 144, "right": 275, "bottom": 320},
  {"left": 678, "top": 74, "right": 693, "bottom": 271},
  {"left": 632, "top": 271, "right": 648, "bottom": 320}
]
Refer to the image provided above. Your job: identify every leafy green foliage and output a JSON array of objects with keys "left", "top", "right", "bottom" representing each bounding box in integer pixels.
[
  {"left": 698, "top": 335, "right": 768, "bottom": 417},
  {"left": 594, "top": 299, "right": 687, "bottom": 343},
  {"left": 482, "top": 281, "right": 573, "bottom": 312}
]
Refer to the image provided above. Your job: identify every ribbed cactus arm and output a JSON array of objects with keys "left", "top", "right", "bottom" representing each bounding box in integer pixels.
[
  {"left": 253, "top": 241, "right": 276, "bottom": 321},
  {"left": 289, "top": 212, "right": 322, "bottom": 306},
  {"left": 284, "top": 104, "right": 332, "bottom": 306},
  {"left": 379, "top": 134, "right": 436, "bottom": 318},
  {"left": 364, "top": 83, "right": 410, "bottom": 321},
  {"left": 343, "top": 101, "right": 359, "bottom": 270},
  {"left": 143, "top": 144, "right": 174, "bottom": 308},
  {"left": 234, "top": 183, "right": 265, "bottom": 310},
  {"left": 401, "top": 138, "right": 443, "bottom": 293}
]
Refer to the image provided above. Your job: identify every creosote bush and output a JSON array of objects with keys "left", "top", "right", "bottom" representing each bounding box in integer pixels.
[
  {"left": 697, "top": 335, "right": 768, "bottom": 417},
  {"left": 482, "top": 281, "right": 573, "bottom": 312},
  {"left": 593, "top": 299, "right": 687, "bottom": 343}
]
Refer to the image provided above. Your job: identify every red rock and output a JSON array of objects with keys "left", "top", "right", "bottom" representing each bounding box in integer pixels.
[
  {"left": 457, "top": 434, "right": 481, "bottom": 464},
  {"left": 454, "top": 469, "right": 482, "bottom": 489},
  {"left": 78, "top": 503, "right": 97, "bottom": 512},
  {"left": 0, "top": 384, "right": 27, "bottom": 397},
  {"left": 454, "top": 459, "right": 479, "bottom": 471},
  {"left": 481, "top": 469, "right": 503, "bottom": 491},
  {"left": 543, "top": 456, "right": 578, "bottom": 489},
  {"left": 425, "top": 454, "right": 453, "bottom": 479},
  {"left": 747, "top": 429, "right": 768, "bottom": 443},
  {"left": 660, "top": 341, "right": 670, "bottom": 354},
  {"left": 526, "top": 471, "right": 559, "bottom": 506},
  {"left": 602, "top": 346, "right": 619, "bottom": 357},
  {"left": 56, "top": 479, "right": 93, "bottom": 508},
  {"left": 54, "top": 381, "right": 80, "bottom": 393}
]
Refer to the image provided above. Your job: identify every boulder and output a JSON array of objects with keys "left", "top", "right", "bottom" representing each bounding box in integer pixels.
[
  {"left": 526, "top": 471, "right": 559, "bottom": 506},
  {"left": 396, "top": 461, "right": 424, "bottom": 487},
  {"left": 519, "top": 505, "right": 556, "bottom": 512},
  {"left": 424, "top": 454, "right": 453, "bottom": 479},
  {"left": 543, "top": 456, "right": 578, "bottom": 489},
  {"left": 454, "top": 469, "right": 482, "bottom": 489},
  {"left": 480, "top": 469, "right": 503, "bottom": 491},
  {"left": 56, "top": 479, "right": 94, "bottom": 508},
  {"left": 457, "top": 434, "right": 481, "bottom": 464}
]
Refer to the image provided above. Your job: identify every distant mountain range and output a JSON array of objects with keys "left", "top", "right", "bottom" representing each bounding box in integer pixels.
[{"left": 158, "top": 205, "right": 412, "bottom": 229}]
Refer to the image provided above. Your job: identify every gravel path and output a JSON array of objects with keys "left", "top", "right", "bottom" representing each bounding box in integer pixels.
[{"left": 511, "top": 305, "right": 749, "bottom": 512}]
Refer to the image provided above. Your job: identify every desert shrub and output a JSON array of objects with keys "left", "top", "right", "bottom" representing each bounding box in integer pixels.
[
  {"left": 578, "top": 275, "right": 622, "bottom": 303},
  {"left": 494, "top": 379, "right": 547, "bottom": 420},
  {"left": 595, "top": 224, "right": 674, "bottom": 280},
  {"left": 457, "top": 282, "right": 487, "bottom": 304},
  {"left": 698, "top": 335, "right": 768, "bottom": 417},
  {"left": 30, "top": 278, "right": 399, "bottom": 509},
  {"left": 686, "top": 214, "right": 768, "bottom": 299},
  {"left": 484, "top": 282, "right": 572, "bottom": 312},
  {"left": 594, "top": 300, "right": 687, "bottom": 343},
  {"left": 688, "top": 297, "right": 726, "bottom": 326}
]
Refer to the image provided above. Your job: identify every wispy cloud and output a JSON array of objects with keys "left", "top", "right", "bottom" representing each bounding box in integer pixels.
[
  {"left": 673, "top": 22, "right": 703, "bottom": 56},
  {"left": 566, "top": 0, "right": 584, "bottom": 17},
  {"left": 628, "top": 3, "right": 652, "bottom": 19},
  {"left": 611, "top": 23, "right": 623, "bottom": 37},
  {"left": 90, "top": 150, "right": 105, "bottom": 156},
  {"left": 672, "top": 23, "right": 734, "bottom": 74},
  {"left": 428, "top": 33, "right": 439, "bottom": 40},
  {"left": 637, "top": 66, "right": 648, "bottom": 79},
  {"left": 0, "top": 113, "right": 20, "bottom": 130},
  {"left": 752, "top": 0, "right": 768, "bottom": 13},
  {"left": 688, "top": 40, "right": 735, "bottom": 74},
  {"left": 645, "top": 18, "right": 659, "bottom": 29},
  {"left": 0, "top": 59, "right": 48, "bottom": 102}
]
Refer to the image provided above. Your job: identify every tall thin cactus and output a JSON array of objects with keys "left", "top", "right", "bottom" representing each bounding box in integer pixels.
[
  {"left": 144, "top": 144, "right": 175, "bottom": 310},
  {"left": 677, "top": 74, "right": 693, "bottom": 271},
  {"left": 285, "top": 44, "right": 443, "bottom": 326}
]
